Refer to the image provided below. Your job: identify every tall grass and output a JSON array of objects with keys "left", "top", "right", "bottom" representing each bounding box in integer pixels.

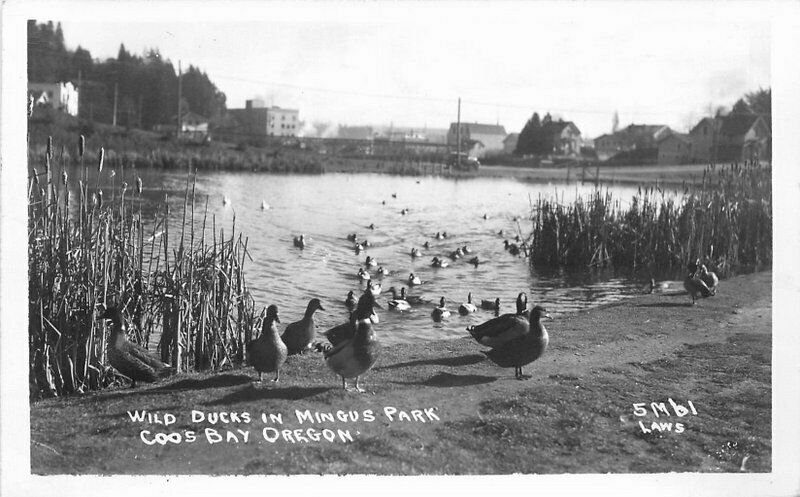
[
  {"left": 528, "top": 162, "right": 772, "bottom": 276},
  {"left": 28, "top": 136, "right": 258, "bottom": 398}
]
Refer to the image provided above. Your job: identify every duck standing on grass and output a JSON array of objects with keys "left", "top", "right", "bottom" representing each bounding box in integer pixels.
[
  {"left": 698, "top": 264, "right": 719, "bottom": 295},
  {"left": 431, "top": 296, "right": 451, "bottom": 322},
  {"left": 325, "top": 292, "right": 381, "bottom": 392},
  {"left": 246, "top": 305, "right": 287, "bottom": 383},
  {"left": 468, "top": 293, "right": 529, "bottom": 348},
  {"left": 481, "top": 305, "right": 551, "bottom": 380},
  {"left": 683, "top": 263, "right": 712, "bottom": 305},
  {"left": 100, "top": 306, "right": 175, "bottom": 388},
  {"left": 458, "top": 293, "right": 478, "bottom": 315},
  {"left": 281, "top": 298, "right": 325, "bottom": 354}
]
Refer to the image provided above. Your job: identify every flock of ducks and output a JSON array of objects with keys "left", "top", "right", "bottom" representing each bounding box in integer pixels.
[{"left": 97, "top": 191, "right": 721, "bottom": 393}]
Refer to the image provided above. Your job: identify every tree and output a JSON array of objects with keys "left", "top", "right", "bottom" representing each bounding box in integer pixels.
[{"left": 515, "top": 112, "right": 541, "bottom": 156}]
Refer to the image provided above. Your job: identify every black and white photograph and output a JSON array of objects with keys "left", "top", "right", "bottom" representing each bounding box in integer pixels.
[{"left": 1, "top": 0, "right": 799, "bottom": 494}]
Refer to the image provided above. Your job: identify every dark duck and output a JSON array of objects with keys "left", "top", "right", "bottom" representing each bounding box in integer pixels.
[
  {"left": 468, "top": 292, "right": 529, "bottom": 348},
  {"left": 281, "top": 298, "right": 325, "bottom": 354},
  {"left": 324, "top": 291, "right": 381, "bottom": 392},
  {"left": 481, "top": 305, "right": 552, "bottom": 380},
  {"left": 100, "top": 306, "right": 175, "bottom": 388},
  {"left": 246, "top": 305, "right": 288, "bottom": 382}
]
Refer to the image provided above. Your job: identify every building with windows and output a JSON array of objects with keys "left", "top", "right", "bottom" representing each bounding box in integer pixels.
[
  {"left": 447, "top": 122, "right": 507, "bottom": 158},
  {"left": 222, "top": 99, "right": 300, "bottom": 139},
  {"left": 28, "top": 81, "right": 79, "bottom": 116}
]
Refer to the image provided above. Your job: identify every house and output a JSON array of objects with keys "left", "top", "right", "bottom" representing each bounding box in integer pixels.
[
  {"left": 716, "top": 114, "right": 771, "bottom": 162},
  {"left": 688, "top": 114, "right": 771, "bottom": 163},
  {"left": 594, "top": 124, "right": 671, "bottom": 161},
  {"left": 222, "top": 99, "right": 300, "bottom": 139},
  {"left": 688, "top": 117, "right": 718, "bottom": 163},
  {"left": 542, "top": 120, "right": 582, "bottom": 157},
  {"left": 503, "top": 133, "right": 519, "bottom": 154},
  {"left": 28, "top": 81, "right": 79, "bottom": 116},
  {"left": 153, "top": 112, "right": 209, "bottom": 138},
  {"left": 657, "top": 132, "right": 692, "bottom": 165},
  {"left": 447, "top": 122, "right": 507, "bottom": 158}
]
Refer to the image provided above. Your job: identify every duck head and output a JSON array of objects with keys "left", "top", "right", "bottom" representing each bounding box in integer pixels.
[
  {"left": 515, "top": 292, "right": 528, "bottom": 315},
  {"left": 305, "top": 298, "right": 325, "bottom": 315},
  {"left": 530, "top": 305, "right": 552, "bottom": 322},
  {"left": 354, "top": 291, "right": 378, "bottom": 320}
]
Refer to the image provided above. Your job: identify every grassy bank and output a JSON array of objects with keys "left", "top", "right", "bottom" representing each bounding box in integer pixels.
[{"left": 30, "top": 270, "right": 772, "bottom": 474}]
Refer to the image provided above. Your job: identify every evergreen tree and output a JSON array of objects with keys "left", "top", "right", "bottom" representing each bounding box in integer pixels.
[{"left": 515, "top": 112, "right": 541, "bottom": 156}]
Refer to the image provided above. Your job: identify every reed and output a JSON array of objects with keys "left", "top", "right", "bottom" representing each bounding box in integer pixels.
[
  {"left": 29, "top": 136, "right": 258, "bottom": 398},
  {"left": 528, "top": 162, "right": 772, "bottom": 276}
]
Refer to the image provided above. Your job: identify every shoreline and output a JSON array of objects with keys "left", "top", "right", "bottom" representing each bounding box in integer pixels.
[{"left": 30, "top": 269, "right": 772, "bottom": 474}]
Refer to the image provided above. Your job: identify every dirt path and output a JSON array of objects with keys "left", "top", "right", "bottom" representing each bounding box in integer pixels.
[{"left": 30, "top": 271, "right": 771, "bottom": 475}]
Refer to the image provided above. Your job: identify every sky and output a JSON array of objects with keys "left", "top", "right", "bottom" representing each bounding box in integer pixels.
[{"left": 35, "top": 2, "right": 772, "bottom": 138}]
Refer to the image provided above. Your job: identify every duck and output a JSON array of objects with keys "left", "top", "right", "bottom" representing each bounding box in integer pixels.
[
  {"left": 468, "top": 293, "right": 529, "bottom": 349},
  {"left": 698, "top": 264, "right": 719, "bottom": 295},
  {"left": 344, "top": 290, "right": 357, "bottom": 311},
  {"left": 504, "top": 240, "right": 521, "bottom": 256},
  {"left": 260, "top": 200, "right": 270, "bottom": 210},
  {"left": 357, "top": 268, "right": 371, "bottom": 281},
  {"left": 480, "top": 297, "right": 501, "bottom": 311},
  {"left": 346, "top": 233, "right": 358, "bottom": 242},
  {"left": 448, "top": 249, "right": 462, "bottom": 261},
  {"left": 368, "top": 223, "right": 376, "bottom": 230},
  {"left": 100, "top": 306, "right": 175, "bottom": 388},
  {"left": 325, "top": 292, "right": 381, "bottom": 347},
  {"left": 468, "top": 256, "right": 482, "bottom": 267},
  {"left": 407, "top": 273, "right": 422, "bottom": 286},
  {"left": 368, "top": 281, "right": 382, "bottom": 298},
  {"left": 400, "top": 208, "right": 409, "bottom": 216},
  {"left": 431, "top": 296, "right": 451, "bottom": 322},
  {"left": 423, "top": 241, "right": 430, "bottom": 250},
  {"left": 462, "top": 245, "right": 472, "bottom": 254},
  {"left": 354, "top": 243, "right": 364, "bottom": 255},
  {"left": 481, "top": 306, "right": 551, "bottom": 380},
  {"left": 281, "top": 298, "right": 325, "bottom": 354},
  {"left": 431, "top": 256, "right": 449, "bottom": 268},
  {"left": 435, "top": 231, "right": 445, "bottom": 240},
  {"left": 683, "top": 266, "right": 712, "bottom": 305},
  {"left": 246, "top": 305, "right": 288, "bottom": 382},
  {"left": 386, "top": 287, "right": 411, "bottom": 312},
  {"left": 411, "top": 247, "right": 423, "bottom": 258},
  {"left": 223, "top": 195, "right": 230, "bottom": 206},
  {"left": 376, "top": 266, "right": 388, "bottom": 277},
  {"left": 400, "top": 287, "right": 425, "bottom": 306},
  {"left": 293, "top": 234, "right": 306, "bottom": 249},
  {"left": 324, "top": 292, "right": 381, "bottom": 392},
  {"left": 365, "top": 255, "right": 377, "bottom": 268},
  {"left": 458, "top": 293, "right": 478, "bottom": 315}
]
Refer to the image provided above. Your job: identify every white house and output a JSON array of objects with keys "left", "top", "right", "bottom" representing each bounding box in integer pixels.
[{"left": 28, "top": 82, "right": 79, "bottom": 116}]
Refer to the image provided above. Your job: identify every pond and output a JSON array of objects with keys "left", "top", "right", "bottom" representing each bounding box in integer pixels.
[{"left": 75, "top": 167, "right": 683, "bottom": 346}]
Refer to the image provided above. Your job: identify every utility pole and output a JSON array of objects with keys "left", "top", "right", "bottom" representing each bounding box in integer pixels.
[
  {"left": 176, "top": 60, "right": 183, "bottom": 139},
  {"left": 77, "top": 69, "right": 82, "bottom": 118},
  {"left": 112, "top": 82, "right": 118, "bottom": 126},
  {"left": 456, "top": 97, "right": 462, "bottom": 168}
]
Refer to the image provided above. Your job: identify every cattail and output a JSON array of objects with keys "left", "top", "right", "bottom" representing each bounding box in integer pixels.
[
  {"left": 136, "top": 176, "right": 143, "bottom": 194},
  {"left": 109, "top": 170, "right": 116, "bottom": 179},
  {"left": 45, "top": 154, "right": 51, "bottom": 177},
  {"left": 46, "top": 136, "right": 53, "bottom": 159},
  {"left": 79, "top": 135, "right": 85, "bottom": 158},
  {"left": 97, "top": 147, "right": 105, "bottom": 173},
  {"left": 61, "top": 170, "right": 68, "bottom": 186},
  {"left": 97, "top": 190, "right": 104, "bottom": 209},
  {"left": 27, "top": 94, "right": 34, "bottom": 118},
  {"left": 32, "top": 167, "right": 39, "bottom": 187},
  {"left": 121, "top": 182, "right": 128, "bottom": 195}
]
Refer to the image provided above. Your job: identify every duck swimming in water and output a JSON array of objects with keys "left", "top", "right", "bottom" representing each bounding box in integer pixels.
[
  {"left": 357, "top": 268, "right": 371, "bottom": 281},
  {"left": 365, "top": 255, "right": 377, "bottom": 268},
  {"left": 324, "top": 292, "right": 381, "bottom": 392},
  {"left": 376, "top": 266, "right": 388, "bottom": 277},
  {"left": 281, "top": 298, "right": 325, "bottom": 354},
  {"left": 408, "top": 273, "right": 422, "bottom": 286},
  {"left": 431, "top": 296, "right": 451, "bottom": 322},
  {"left": 293, "top": 234, "right": 306, "bottom": 249},
  {"left": 431, "top": 256, "right": 449, "bottom": 268},
  {"left": 481, "top": 297, "right": 501, "bottom": 312},
  {"left": 246, "top": 305, "right": 288, "bottom": 382},
  {"left": 100, "top": 306, "right": 175, "bottom": 388},
  {"left": 411, "top": 247, "right": 423, "bottom": 258},
  {"left": 481, "top": 305, "right": 551, "bottom": 380},
  {"left": 458, "top": 293, "right": 478, "bottom": 315},
  {"left": 344, "top": 290, "right": 357, "bottom": 311},
  {"left": 468, "top": 293, "right": 529, "bottom": 349},
  {"left": 386, "top": 287, "right": 411, "bottom": 312}
]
